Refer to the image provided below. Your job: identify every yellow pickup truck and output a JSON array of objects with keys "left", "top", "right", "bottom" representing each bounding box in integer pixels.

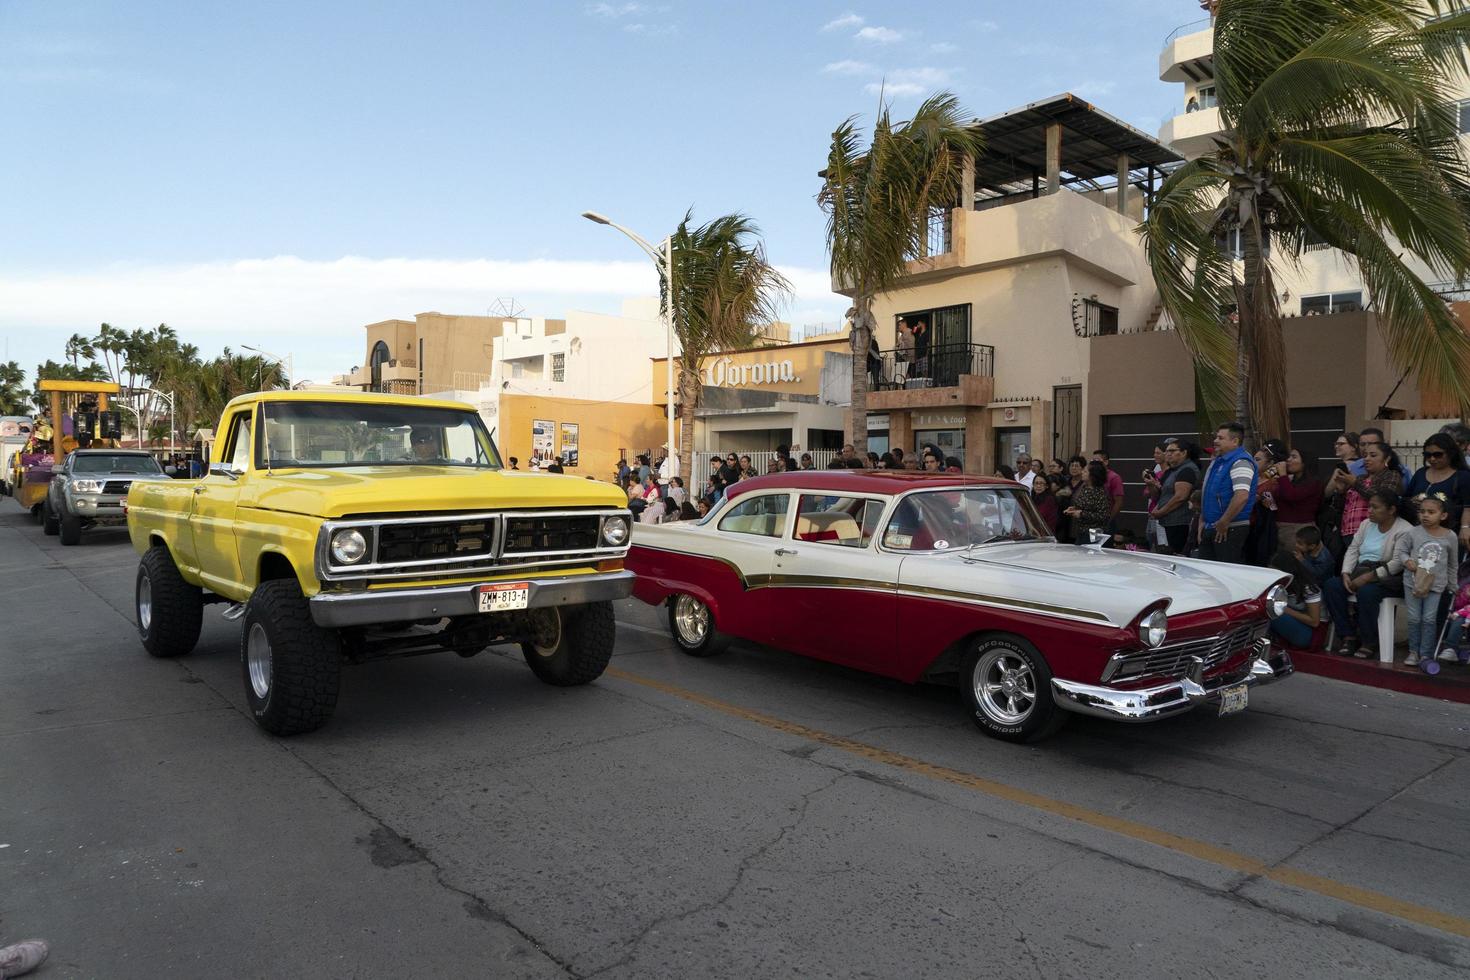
[{"left": 126, "top": 390, "right": 633, "bottom": 735}]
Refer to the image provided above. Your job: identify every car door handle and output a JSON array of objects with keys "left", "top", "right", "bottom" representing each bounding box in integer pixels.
[
  {"left": 774, "top": 547, "right": 799, "bottom": 556},
  {"left": 193, "top": 486, "right": 206, "bottom": 494}
]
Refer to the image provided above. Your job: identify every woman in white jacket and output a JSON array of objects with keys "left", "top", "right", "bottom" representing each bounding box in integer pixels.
[{"left": 1321, "top": 489, "right": 1413, "bottom": 658}]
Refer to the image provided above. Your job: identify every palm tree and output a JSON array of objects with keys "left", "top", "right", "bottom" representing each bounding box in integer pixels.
[
  {"left": 64, "top": 333, "right": 95, "bottom": 369},
  {"left": 818, "top": 91, "right": 985, "bottom": 453},
  {"left": 1142, "top": 0, "right": 1470, "bottom": 443},
  {"left": 664, "top": 211, "right": 791, "bottom": 487}
]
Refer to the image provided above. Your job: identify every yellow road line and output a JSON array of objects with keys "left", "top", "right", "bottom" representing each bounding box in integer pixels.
[{"left": 605, "top": 666, "right": 1470, "bottom": 940}]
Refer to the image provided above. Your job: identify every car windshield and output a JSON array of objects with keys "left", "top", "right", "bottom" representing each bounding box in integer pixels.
[
  {"left": 72, "top": 454, "right": 162, "bottom": 474},
  {"left": 259, "top": 401, "right": 501, "bottom": 469},
  {"left": 882, "top": 487, "right": 1053, "bottom": 551}
]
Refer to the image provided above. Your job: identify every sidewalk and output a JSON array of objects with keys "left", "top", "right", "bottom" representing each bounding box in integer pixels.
[{"left": 1288, "top": 648, "right": 1470, "bottom": 705}]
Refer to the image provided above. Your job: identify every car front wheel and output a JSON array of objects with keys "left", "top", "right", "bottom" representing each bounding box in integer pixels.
[
  {"left": 962, "top": 635, "right": 1067, "bottom": 743},
  {"left": 522, "top": 602, "right": 615, "bottom": 686},
  {"left": 667, "top": 593, "right": 729, "bottom": 657},
  {"left": 59, "top": 508, "right": 82, "bottom": 545},
  {"left": 241, "top": 579, "right": 342, "bottom": 736},
  {"left": 136, "top": 546, "right": 204, "bottom": 658},
  {"left": 41, "top": 498, "right": 59, "bottom": 535}
]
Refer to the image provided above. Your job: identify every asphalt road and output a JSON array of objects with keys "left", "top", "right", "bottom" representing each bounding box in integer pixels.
[{"left": 4, "top": 507, "right": 1470, "bottom": 979}]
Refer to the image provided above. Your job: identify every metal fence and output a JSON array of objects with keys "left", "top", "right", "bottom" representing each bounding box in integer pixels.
[
  {"left": 691, "top": 450, "right": 840, "bottom": 481},
  {"left": 871, "top": 342, "right": 994, "bottom": 391}
]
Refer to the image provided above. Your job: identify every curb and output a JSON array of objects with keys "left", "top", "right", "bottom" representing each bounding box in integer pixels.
[{"left": 1288, "top": 648, "right": 1470, "bottom": 705}]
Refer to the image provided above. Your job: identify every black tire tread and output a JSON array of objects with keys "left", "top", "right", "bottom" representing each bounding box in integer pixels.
[
  {"left": 243, "top": 579, "right": 341, "bottom": 736},
  {"left": 138, "top": 546, "right": 204, "bottom": 658},
  {"left": 59, "top": 511, "right": 81, "bottom": 545},
  {"left": 667, "top": 596, "right": 730, "bottom": 657},
  {"left": 522, "top": 602, "right": 615, "bottom": 686},
  {"left": 42, "top": 499, "right": 59, "bottom": 535}
]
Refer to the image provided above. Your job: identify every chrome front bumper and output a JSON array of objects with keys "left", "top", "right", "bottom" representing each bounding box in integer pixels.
[
  {"left": 308, "top": 570, "right": 635, "bottom": 628},
  {"left": 69, "top": 493, "right": 127, "bottom": 520},
  {"left": 1051, "top": 643, "right": 1294, "bottom": 722}
]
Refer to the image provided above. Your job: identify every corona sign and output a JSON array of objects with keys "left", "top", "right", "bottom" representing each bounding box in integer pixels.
[{"left": 704, "top": 357, "right": 797, "bottom": 387}]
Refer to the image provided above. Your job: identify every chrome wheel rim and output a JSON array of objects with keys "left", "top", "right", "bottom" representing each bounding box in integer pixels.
[
  {"left": 974, "top": 648, "right": 1037, "bottom": 725},
  {"left": 673, "top": 595, "right": 709, "bottom": 647},
  {"left": 530, "top": 609, "right": 562, "bottom": 657},
  {"left": 247, "top": 623, "right": 272, "bottom": 700},
  {"left": 137, "top": 573, "right": 153, "bottom": 632}
]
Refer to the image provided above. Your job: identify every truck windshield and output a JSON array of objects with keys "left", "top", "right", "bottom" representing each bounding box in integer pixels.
[
  {"left": 72, "top": 454, "right": 163, "bottom": 474},
  {"left": 260, "top": 401, "right": 501, "bottom": 469}
]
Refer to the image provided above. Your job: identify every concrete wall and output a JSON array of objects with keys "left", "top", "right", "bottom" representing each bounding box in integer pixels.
[
  {"left": 494, "top": 392, "right": 665, "bottom": 480},
  {"left": 1083, "top": 312, "right": 1425, "bottom": 447}
]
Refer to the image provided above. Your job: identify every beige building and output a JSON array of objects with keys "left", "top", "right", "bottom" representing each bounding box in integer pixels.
[{"left": 339, "top": 312, "right": 564, "bottom": 395}]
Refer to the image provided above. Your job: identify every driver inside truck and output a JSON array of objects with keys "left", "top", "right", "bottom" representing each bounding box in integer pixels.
[{"left": 408, "top": 426, "right": 444, "bottom": 462}]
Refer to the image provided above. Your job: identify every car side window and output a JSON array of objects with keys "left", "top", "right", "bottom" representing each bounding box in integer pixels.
[
  {"left": 224, "top": 411, "right": 253, "bottom": 473},
  {"left": 717, "top": 493, "right": 790, "bottom": 537},
  {"left": 795, "top": 495, "right": 884, "bottom": 548}
]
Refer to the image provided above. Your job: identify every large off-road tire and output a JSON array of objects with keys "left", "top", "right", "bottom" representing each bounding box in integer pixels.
[
  {"left": 136, "top": 546, "right": 204, "bottom": 658},
  {"left": 667, "top": 593, "right": 730, "bottom": 657},
  {"left": 961, "top": 634, "right": 1068, "bottom": 743},
  {"left": 241, "top": 579, "right": 342, "bottom": 736},
  {"left": 41, "top": 498, "right": 59, "bottom": 536},
  {"left": 521, "top": 602, "right": 615, "bottom": 686},
  {"left": 59, "top": 509, "right": 82, "bottom": 545}
]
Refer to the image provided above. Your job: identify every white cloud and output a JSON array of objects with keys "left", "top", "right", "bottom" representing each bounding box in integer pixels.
[
  {"left": 586, "top": 2, "right": 647, "bottom": 17},
  {"left": 822, "top": 12, "right": 865, "bottom": 32},
  {"left": 972, "top": 19, "right": 999, "bottom": 33},
  {"left": 822, "top": 59, "right": 873, "bottom": 75},
  {"left": 623, "top": 22, "right": 677, "bottom": 35},
  {"left": 855, "top": 25, "right": 902, "bottom": 43},
  {"left": 0, "top": 256, "right": 840, "bottom": 384},
  {"left": 865, "top": 81, "right": 925, "bottom": 97},
  {"left": 930, "top": 41, "right": 957, "bottom": 54}
]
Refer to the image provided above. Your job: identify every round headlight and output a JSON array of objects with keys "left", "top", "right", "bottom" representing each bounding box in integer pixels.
[
  {"left": 601, "top": 515, "right": 630, "bottom": 546},
  {"left": 1139, "top": 609, "right": 1168, "bottom": 649},
  {"left": 330, "top": 528, "right": 368, "bottom": 565},
  {"left": 1266, "top": 584, "right": 1288, "bottom": 620}
]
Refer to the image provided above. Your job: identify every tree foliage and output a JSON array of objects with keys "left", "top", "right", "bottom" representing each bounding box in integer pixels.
[
  {"left": 0, "top": 361, "right": 30, "bottom": 416},
  {"left": 662, "top": 211, "right": 791, "bottom": 486},
  {"left": 1142, "top": 0, "right": 1470, "bottom": 442},
  {"left": 818, "top": 91, "right": 985, "bottom": 452}
]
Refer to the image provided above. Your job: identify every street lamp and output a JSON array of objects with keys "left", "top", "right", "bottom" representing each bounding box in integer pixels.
[
  {"left": 118, "top": 387, "right": 174, "bottom": 452},
  {"left": 242, "top": 345, "right": 294, "bottom": 389},
  {"left": 581, "top": 210, "right": 678, "bottom": 483}
]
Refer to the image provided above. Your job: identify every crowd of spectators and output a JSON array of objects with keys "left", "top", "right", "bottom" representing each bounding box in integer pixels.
[{"left": 1121, "top": 419, "right": 1470, "bottom": 668}]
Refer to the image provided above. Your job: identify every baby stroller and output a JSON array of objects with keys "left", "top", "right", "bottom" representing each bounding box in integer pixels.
[{"left": 1426, "top": 554, "right": 1470, "bottom": 675}]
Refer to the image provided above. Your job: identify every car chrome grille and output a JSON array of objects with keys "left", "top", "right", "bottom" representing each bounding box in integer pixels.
[
  {"left": 377, "top": 518, "right": 496, "bottom": 564},
  {"left": 102, "top": 480, "right": 131, "bottom": 495},
  {"left": 501, "top": 514, "right": 601, "bottom": 559},
  {"left": 318, "top": 509, "right": 627, "bottom": 583},
  {"left": 1107, "top": 621, "right": 1267, "bottom": 682}
]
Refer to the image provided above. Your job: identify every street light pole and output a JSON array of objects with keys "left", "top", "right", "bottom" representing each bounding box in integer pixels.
[
  {"left": 582, "top": 211, "right": 677, "bottom": 483},
  {"left": 242, "top": 345, "right": 294, "bottom": 389}
]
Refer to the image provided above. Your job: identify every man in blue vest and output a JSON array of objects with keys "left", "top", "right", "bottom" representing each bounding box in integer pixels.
[{"left": 1198, "top": 420, "right": 1258, "bottom": 563}]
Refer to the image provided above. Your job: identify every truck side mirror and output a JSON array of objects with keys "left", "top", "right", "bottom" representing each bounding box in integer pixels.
[{"left": 208, "top": 462, "right": 241, "bottom": 481}]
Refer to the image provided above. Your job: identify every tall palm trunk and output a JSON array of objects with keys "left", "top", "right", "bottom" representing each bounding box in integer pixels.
[
  {"left": 1238, "top": 218, "right": 1290, "bottom": 446},
  {"left": 848, "top": 298, "right": 873, "bottom": 453},
  {"left": 677, "top": 365, "right": 699, "bottom": 489}
]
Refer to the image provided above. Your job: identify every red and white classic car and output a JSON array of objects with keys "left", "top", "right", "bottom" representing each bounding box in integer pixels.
[{"left": 627, "top": 471, "right": 1295, "bottom": 741}]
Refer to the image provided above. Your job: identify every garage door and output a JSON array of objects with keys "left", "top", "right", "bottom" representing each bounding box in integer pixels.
[{"left": 1100, "top": 407, "right": 1346, "bottom": 537}]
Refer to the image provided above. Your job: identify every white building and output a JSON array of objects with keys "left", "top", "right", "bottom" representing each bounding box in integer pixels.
[{"left": 1156, "top": 2, "right": 1470, "bottom": 311}]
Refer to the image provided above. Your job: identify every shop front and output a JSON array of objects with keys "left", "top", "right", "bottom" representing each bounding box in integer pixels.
[{"left": 867, "top": 401, "right": 1052, "bottom": 475}]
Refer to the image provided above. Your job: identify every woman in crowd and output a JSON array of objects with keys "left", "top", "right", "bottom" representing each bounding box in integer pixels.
[
  {"left": 1334, "top": 431, "right": 1361, "bottom": 470},
  {"left": 1403, "top": 432, "right": 1470, "bottom": 530},
  {"left": 668, "top": 476, "right": 688, "bottom": 509},
  {"left": 1064, "top": 461, "right": 1113, "bottom": 545},
  {"left": 626, "top": 475, "right": 647, "bottom": 518},
  {"left": 1331, "top": 441, "right": 1404, "bottom": 541},
  {"left": 1260, "top": 446, "right": 1325, "bottom": 553},
  {"left": 1151, "top": 439, "right": 1201, "bottom": 556},
  {"left": 1266, "top": 550, "right": 1322, "bottom": 650},
  {"left": 1322, "top": 489, "right": 1412, "bottom": 658},
  {"left": 1030, "top": 472, "right": 1060, "bottom": 533},
  {"left": 1245, "top": 440, "right": 1287, "bottom": 565}
]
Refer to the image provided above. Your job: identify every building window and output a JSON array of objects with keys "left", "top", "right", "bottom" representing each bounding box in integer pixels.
[
  {"left": 551, "top": 352, "right": 565, "bottom": 382},
  {"left": 1196, "top": 85, "right": 1218, "bottom": 110},
  {"left": 1077, "top": 299, "right": 1119, "bottom": 337},
  {"left": 1301, "top": 291, "right": 1363, "bottom": 316},
  {"left": 369, "top": 340, "right": 390, "bottom": 392}
]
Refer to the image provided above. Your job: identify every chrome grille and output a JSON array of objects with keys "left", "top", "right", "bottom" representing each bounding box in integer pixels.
[
  {"left": 102, "top": 480, "right": 131, "bottom": 495},
  {"left": 377, "top": 518, "right": 495, "bottom": 564},
  {"left": 317, "top": 508, "right": 628, "bottom": 583},
  {"left": 1107, "top": 621, "right": 1267, "bottom": 682}
]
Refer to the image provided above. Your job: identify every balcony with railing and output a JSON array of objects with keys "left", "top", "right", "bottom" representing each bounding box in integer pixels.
[{"left": 865, "top": 342, "right": 995, "bottom": 410}]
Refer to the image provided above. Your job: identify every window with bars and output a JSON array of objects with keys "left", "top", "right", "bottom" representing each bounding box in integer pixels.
[{"left": 551, "top": 352, "right": 565, "bottom": 382}]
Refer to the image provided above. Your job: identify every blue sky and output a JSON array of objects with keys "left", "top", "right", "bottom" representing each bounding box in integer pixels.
[{"left": 0, "top": 0, "right": 1198, "bottom": 383}]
